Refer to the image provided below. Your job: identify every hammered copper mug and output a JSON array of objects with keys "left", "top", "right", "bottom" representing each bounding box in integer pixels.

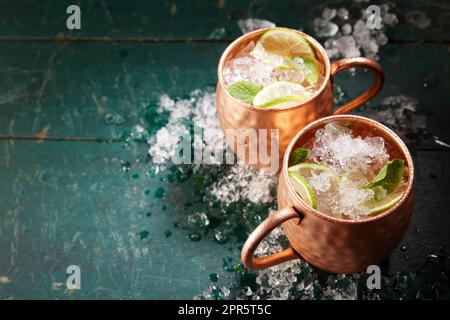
[
  {"left": 216, "top": 28, "right": 384, "bottom": 169},
  {"left": 241, "top": 115, "right": 414, "bottom": 274}
]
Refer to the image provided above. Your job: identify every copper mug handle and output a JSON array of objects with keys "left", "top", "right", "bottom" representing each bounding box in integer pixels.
[
  {"left": 331, "top": 57, "right": 384, "bottom": 115},
  {"left": 241, "top": 207, "right": 300, "bottom": 270}
]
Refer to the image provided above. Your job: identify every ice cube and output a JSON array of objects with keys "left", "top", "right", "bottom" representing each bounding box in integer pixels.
[
  {"left": 335, "top": 35, "right": 360, "bottom": 58},
  {"left": 309, "top": 171, "right": 334, "bottom": 192},
  {"left": 271, "top": 68, "right": 304, "bottom": 83},
  {"left": 337, "top": 8, "right": 349, "bottom": 20},
  {"left": 222, "top": 56, "right": 276, "bottom": 86},
  {"left": 322, "top": 8, "right": 337, "bottom": 21},
  {"left": 208, "top": 27, "right": 226, "bottom": 40},
  {"left": 405, "top": 11, "right": 431, "bottom": 29},
  {"left": 315, "top": 20, "right": 339, "bottom": 37},
  {"left": 249, "top": 42, "right": 286, "bottom": 67},
  {"left": 341, "top": 23, "right": 352, "bottom": 35},
  {"left": 237, "top": 19, "right": 276, "bottom": 34},
  {"left": 382, "top": 12, "right": 399, "bottom": 27}
]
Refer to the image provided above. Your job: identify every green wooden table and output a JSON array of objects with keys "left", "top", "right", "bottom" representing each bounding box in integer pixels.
[{"left": 0, "top": 0, "right": 449, "bottom": 299}]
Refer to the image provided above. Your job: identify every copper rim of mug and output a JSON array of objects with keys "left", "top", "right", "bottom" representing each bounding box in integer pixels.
[
  {"left": 217, "top": 27, "right": 331, "bottom": 113},
  {"left": 283, "top": 114, "right": 415, "bottom": 225}
]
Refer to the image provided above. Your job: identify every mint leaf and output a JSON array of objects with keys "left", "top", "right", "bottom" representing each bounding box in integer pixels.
[
  {"left": 363, "top": 158, "right": 405, "bottom": 194},
  {"left": 289, "top": 147, "right": 309, "bottom": 165},
  {"left": 228, "top": 81, "right": 262, "bottom": 104}
]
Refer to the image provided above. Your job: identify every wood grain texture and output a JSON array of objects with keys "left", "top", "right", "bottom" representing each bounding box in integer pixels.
[
  {"left": 0, "top": 0, "right": 448, "bottom": 41},
  {"left": 0, "top": 0, "right": 449, "bottom": 299},
  {"left": 0, "top": 42, "right": 448, "bottom": 149},
  {"left": 0, "top": 140, "right": 234, "bottom": 299}
]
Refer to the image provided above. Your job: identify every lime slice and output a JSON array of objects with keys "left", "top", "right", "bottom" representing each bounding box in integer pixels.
[
  {"left": 257, "top": 95, "right": 306, "bottom": 108},
  {"left": 288, "top": 162, "right": 338, "bottom": 179},
  {"left": 259, "top": 28, "right": 315, "bottom": 59},
  {"left": 252, "top": 81, "right": 310, "bottom": 109},
  {"left": 288, "top": 163, "right": 340, "bottom": 209},
  {"left": 291, "top": 57, "right": 320, "bottom": 85},
  {"left": 288, "top": 171, "right": 317, "bottom": 209},
  {"left": 365, "top": 191, "right": 404, "bottom": 216}
]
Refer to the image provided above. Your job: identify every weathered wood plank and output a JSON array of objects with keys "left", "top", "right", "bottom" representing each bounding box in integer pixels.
[
  {"left": 0, "top": 140, "right": 234, "bottom": 299},
  {"left": 0, "top": 42, "right": 448, "bottom": 151},
  {"left": 0, "top": 0, "right": 448, "bottom": 41},
  {"left": 0, "top": 42, "right": 228, "bottom": 138},
  {"left": 0, "top": 139, "right": 448, "bottom": 298}
]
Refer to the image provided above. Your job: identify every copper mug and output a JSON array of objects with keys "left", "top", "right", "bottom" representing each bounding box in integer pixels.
[
  {"left": 241, "top": 115, "right": 414, "bottom": 274},
  {"left": 216, "top": 28, "right": 384, "bottom": 169}
]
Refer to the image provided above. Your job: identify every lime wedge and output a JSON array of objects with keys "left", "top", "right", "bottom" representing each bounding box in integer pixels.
[
  {"left": 365, "top": 191, "right": 405, "bottom": 216},
  {"left": 288, "top": 171, "right": 317, "bottom": 209},
  {"left": 252, "top": 81, "right": 310, "bottom": 109},
  {"left": 259, "top": 28, "right": 315, "bottom": 59}
]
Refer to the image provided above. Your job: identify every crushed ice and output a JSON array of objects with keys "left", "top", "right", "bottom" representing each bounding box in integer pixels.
[
  {"left": 306, "top": 123, "right": 389, "bottom": 219},
  {"left": 148, "top": 90, "right": 277, "bottom": 204},
  {"left": 315, "top": 4, "right": 397, "bottom": 60}
]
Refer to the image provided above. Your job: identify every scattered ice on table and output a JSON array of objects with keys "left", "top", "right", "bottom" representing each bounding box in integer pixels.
[
  {"left": 380, "top": 5, "right": 399, "bottom": 27},
  {"left": 433, "top": 136, "right": 450, "bottom": 149},
  {"left": 315, "top": 3, "right": 398, "bottom": 60},
  {"left": 197, "top": 284, "right": 231, "bottom": 300},
  {"left": 233, "top": 225, "right": 361, "bottom": 300},
  {"left": 191, "top": 90, "right": 226, "bottom": 165},
  {"left": 364, "top": 95, "right": 428, "bottom": 146},
  {"left": 322, "top": 8, "right": 337, "bottom": 21},
  {"left": 314, "top": 17, "right": 339, "bottom": 38},
  {"left": 148, "top": 91, "right": 221, "bottom": 168},
  {"left": 209, "top": 164, "right": 276, "bottom": 204},
  {"left": 147, "top": 90, "right": 277, "bottom": 204},
  {"left": 353, "top": 19, "right": 379, "bottom": 59},
  {"left": 208, "top": 27, "right": 227, "bottom": 40},
  {"left": 237, "top": 18, "right": 276, "bottom": 34},
  {"left": 341, "top": 23, "right": 352, "bottom": 35},
  {"left": 337, "top": 8, "right": 349, "bottom": 21},
  {"left": 423, "top": 74, "right": 435, "bottom": 88},
  {"left": 130, "top": 124, "right": 149, "bottom": 141},
  {"left": 187, "top": 212, "right": 210, "bottom": 228},
  {"left": 405, "top": 11, "right": 431, "bottom": 29},
  {"left": 375, "top": 32, "right": 388, "bottom": 46},
  {"left": 334, "top": 35, "right": 360, "bottom": 58},
  {"left": 104, "top": 112, "right": 125, "bottom": 125}
]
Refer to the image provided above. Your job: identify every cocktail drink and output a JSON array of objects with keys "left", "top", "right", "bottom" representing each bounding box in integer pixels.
[
  {"left": 223, "top": 28, "right": 326, "bottom": 109},
  {"left": 287, "top": 122, "right": 408, "bottom": 220}
]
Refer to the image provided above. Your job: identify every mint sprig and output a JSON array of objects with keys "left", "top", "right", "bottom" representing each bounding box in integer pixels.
[
  {"left": 227, "top": 81, "right": 262, "bottom": 104},
  {"left": 363, "top": 158, "right": 405, "bottom": 194},
  {"left": 289, "top": 147, "right": 309, "bottom": 165}
]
